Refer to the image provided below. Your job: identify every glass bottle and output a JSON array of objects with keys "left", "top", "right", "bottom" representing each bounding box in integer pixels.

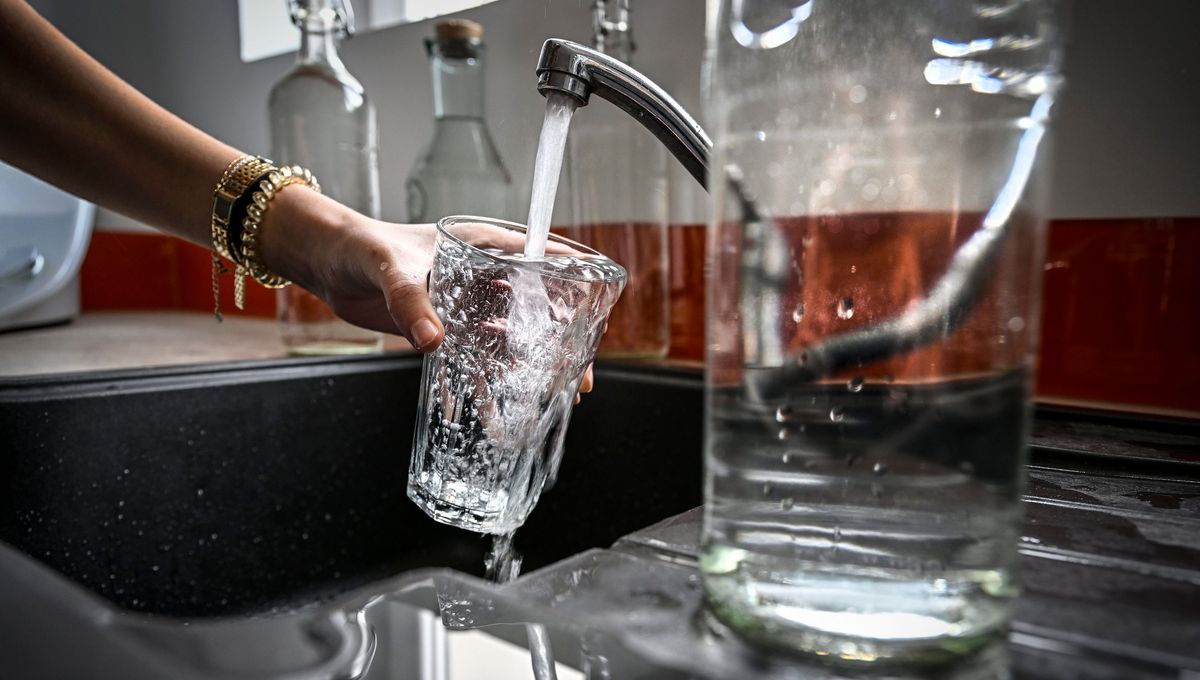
[
  {"left": 563, "top": 0, "right": 670, "bottom": 359},
  {"left": 702, "top": 0, "right": 1063, "bottom": 662},
  {"left": 268, "top": 0, "right": 383, "bottom": 355},
  {"left": 405, "top": 20, "right": 513, "bottom": 222}
]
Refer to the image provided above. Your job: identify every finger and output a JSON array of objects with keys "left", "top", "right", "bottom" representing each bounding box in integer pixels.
[
  {"left": 379, "top": 266, "right": 444, "bottom": 352},
  {"left": 580, "top": 365, "right": 594, "bottom": 394}
]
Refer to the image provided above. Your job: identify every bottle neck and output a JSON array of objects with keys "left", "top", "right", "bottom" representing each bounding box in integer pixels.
[
  {"left": 593, "top": 0, "right": 634, "bottom": 63},
  {"left": 430, "top": 49, "right": 486, "bottom": 120},
  {"left": 294, "top": 0, "right": 348, "bottom": 69},
  {"left": 299, "top": 27, "right": 345, "bottom": 69}
]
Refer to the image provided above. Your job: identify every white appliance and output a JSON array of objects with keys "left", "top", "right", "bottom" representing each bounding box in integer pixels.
[{"left": 0, "top": 161, "right": 95, "bottom": 331}]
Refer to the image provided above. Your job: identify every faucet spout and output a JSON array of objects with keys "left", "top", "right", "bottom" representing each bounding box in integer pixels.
[{"left": 536, "top": 38, "right": 711, "bottom": 188}]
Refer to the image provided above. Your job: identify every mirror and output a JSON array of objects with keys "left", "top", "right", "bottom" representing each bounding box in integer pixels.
[{"left": 237, "top": 0, "right": 502, "bottom": 62}]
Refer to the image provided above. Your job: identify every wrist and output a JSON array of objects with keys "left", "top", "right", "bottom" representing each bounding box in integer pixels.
[{"left": 257, "top": 184, "right": 356, "bottom": 293}]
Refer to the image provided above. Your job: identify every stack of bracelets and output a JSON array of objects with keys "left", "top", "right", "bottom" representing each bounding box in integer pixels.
[{"left": 209, "top": 155, "right": 320, "bottom": 320}]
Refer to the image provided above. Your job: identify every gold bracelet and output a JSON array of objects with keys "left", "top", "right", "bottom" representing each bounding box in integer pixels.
[
  {"left": 240, "top": 165, "right": 321, "bottom": 293},
  {"left": 211, "top": 155, "right": 275, "bottom": 320}
]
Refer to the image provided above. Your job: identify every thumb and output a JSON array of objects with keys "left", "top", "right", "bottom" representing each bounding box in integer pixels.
[{"left": 379, "top": 265, "right": 444, "bottom": 352}]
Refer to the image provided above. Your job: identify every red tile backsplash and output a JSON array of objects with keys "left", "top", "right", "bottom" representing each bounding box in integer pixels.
[
  {"left": 1038, "top": 218, "right": 1198, "bottom": 414},
  {"left": 81, "top": 232, "right": 275, "bottom": 318},
  {"left": 81, "top": 218, "right": 1198, "bottom": 415}
]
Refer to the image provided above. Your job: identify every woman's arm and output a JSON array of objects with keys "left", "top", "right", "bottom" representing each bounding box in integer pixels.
[{"left": 0, "top": 0, "right": 445, "bottom": 350}]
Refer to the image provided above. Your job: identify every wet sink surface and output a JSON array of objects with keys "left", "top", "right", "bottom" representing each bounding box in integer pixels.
[{"left": 0, "top": 356, "right": 702, "bottom": 617}]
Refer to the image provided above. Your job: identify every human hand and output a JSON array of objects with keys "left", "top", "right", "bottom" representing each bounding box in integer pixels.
[{"left": 257, "top": 189, "right": 598, "bottom": 401}]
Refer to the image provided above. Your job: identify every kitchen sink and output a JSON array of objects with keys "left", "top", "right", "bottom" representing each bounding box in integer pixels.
[
  {"left": 3, "top": 354, "right": 1198, "bottom": 679},
  {"left": 0, "top": 355, "right": 703, "bottom": 618}
]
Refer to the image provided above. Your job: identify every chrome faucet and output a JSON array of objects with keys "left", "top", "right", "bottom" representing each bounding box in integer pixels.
[{"left": 535, "top": 38, "right": 711, "bottom": 189}]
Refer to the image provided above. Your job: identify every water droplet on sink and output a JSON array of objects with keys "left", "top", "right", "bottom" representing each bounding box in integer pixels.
[
  {"left": 847, "top": 376, "right": 864, "bottom": 392},
  {"left": 829, "top": 406, "right": 845, "bottom": 422},
  {"left": 780, "top": 497, "right": 795, "bottom": 510},
  {"left": 775, "top": 405, "right": 794, "bottom": 422},
  {"left": 762, "top": 483, "right": 773, "bottom": 497},
  {"left": 873, "top": 462, "right": 888, "bottom": 476},
  {"left": 791, "top": 304, "right": 805, "bottom": 323}
]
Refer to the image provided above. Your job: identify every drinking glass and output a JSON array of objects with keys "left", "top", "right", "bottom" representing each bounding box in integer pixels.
[{"left": 409, "top": 216, "right": 626, "bottom": 534}]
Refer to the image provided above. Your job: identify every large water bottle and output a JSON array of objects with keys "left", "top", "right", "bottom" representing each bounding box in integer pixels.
[
  {"left": 268, "top": 0, "right": 383, "bottom": 355},
  {"left": 701, "top": 0, "right": 1064, "bottom": 663},
  {"left": 405, "top": 20, "right": 514, "bottom": 223}
]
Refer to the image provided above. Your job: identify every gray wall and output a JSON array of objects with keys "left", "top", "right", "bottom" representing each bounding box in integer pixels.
[{"left": 28, "top": 0, "right": 1200, "bottom": 225}]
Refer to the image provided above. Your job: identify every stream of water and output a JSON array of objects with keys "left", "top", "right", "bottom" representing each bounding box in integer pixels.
[{"left": 524, "top": 93, "right": 578, "bottom": 259}]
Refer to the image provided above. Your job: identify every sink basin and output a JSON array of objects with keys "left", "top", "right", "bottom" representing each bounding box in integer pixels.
[
  {"left": 4, "top": 355, "right": 1198, "bottom": 679},
  {"left": 0, "top": 356, "right": 703, "bottom": 618}
]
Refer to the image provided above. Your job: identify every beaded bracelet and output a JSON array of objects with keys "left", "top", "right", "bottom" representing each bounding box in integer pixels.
[
  {"left": 239, "top": 165, "right": 321, "bottom": 291},
  {"left": 210, "top": 156, "right": 319, "bottom": 318}
]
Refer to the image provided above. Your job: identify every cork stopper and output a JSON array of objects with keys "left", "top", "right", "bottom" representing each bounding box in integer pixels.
[
  {"left": 429, "top": 19, "right": 483, "bottom": 59},
  {"left": 435, "top": 19, "right": 483, "bottom": 44}
]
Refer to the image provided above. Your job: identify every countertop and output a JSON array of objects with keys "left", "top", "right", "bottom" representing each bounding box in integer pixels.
[{"left": 0, "top": 311, "right": 412, "bottom": 376}]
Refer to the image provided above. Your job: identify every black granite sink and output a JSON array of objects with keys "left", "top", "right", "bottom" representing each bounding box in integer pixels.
[{"left": 0, "top": 356, "right": 703, "bottom": 617}]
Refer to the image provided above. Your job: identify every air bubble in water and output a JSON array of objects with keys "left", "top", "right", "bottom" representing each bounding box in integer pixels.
[
  {"left": 847, "top": 376, "right": 864, "bottom": 392},
  {"left": 780, "top": 498, "right": 795, "bottom": 510},
  {"left": 791, "top": 304, "right": 805, "bottom": 323},
  {"left": 829, "top": 406, "right": 845, "bottom": 422},
  {"left": 873, "top": 462, "right": 888, "bottom": 476},
  {"left": 762, "top": 483, "right": 773, "bottom": 497},
  {"left": 775, "top": 405, "right": 794, "bottom": 422},
  {"left": 837, "top": 297, "right": 855, "bottom": 320}
]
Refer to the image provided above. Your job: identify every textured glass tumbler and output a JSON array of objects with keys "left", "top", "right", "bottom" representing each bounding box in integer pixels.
[
  {"left": 408, "top": 216, "right": 626, "bottom": 534},
  {"left": 701, "top": 0, "right": 1064, "bottom": 664}
]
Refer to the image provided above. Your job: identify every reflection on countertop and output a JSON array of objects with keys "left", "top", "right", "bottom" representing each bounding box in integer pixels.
[{"left": 0, "top": 311, "right": 413, "bottom": 376}]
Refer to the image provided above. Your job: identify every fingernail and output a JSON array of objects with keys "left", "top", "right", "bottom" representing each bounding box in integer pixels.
[{"left": 411, "top": 318, "right": 439, "bottom": 350}]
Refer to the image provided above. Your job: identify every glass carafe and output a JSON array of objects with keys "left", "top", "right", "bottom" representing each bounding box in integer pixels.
[
  {"left": 701, "top": 0, "right": 1064, "bottom": 663},
  {"left": 562, "top": 0, "right": 670, "bottom": 359},
  {"left": 268, "top": 0, "right": 383, "bottom": 355},
  {"left": 405, "top": 20, "right": 513, "bottom": 223}
]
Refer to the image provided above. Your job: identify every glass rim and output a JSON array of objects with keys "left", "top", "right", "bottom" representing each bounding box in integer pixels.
[{"left": 434, "top": 215, "right": 625, "bottom": 283}]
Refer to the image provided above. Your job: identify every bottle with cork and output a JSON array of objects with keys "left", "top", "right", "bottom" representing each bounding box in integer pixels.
[{"left": 405, "top": 19, "right": 514, "bottom": 223}]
